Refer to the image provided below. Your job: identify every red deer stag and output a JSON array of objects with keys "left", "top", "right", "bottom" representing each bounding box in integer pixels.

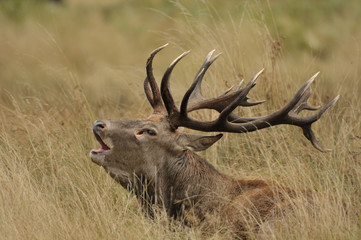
[{"left": 90, "top": 44, "right": 338, "bottom": 238}]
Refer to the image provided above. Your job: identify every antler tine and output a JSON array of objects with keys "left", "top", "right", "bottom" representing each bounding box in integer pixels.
[
  {"left": 223, "top": 71, "right": 266, "bottom": 122},
  {"left": 235, "top": 80, "right": 244, "bottom": 91},
  {"left": 280, "top": 72, "right": 319, "bottom": 114},
  {"left": 144, "top": 43, "right": 169, "bottom": 113},
  {"left": 234, "top": 69, "right": 266, "bottom": 106},
  {"left": 180, "top": 68, "right": 205, "bottom": 118},
  {"left": 144, "top": 78, "right": 154, "bottom": 107},
  {"left": 219, "top": 85, "right": 236, "bottom": 97},
  {"left": 293, "top": 88, "right": 320, "bottom": 114},
  {"left": 292, "top": 73, "right": 321, "bottom": 114},
  {"left": 217, "top": 79, "right": 244, "bottom": 98},
  {"left": 218, "top": 69, "right": 264, "bottom": 122},
  {"left": 189, "top": 50, "right": 222, "bottom": 101},
  {"left": 180, "top": 50, "right": 221, "bottom": 117},
  {"left": 301, "top": 95, "right": 339, "bottom": 152},
  {"left": 161, "top": 50, "right": 190, "bottom": 115}
]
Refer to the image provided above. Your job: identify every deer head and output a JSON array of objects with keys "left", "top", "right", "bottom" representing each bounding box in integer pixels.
[{"left": 90, "top": 43, "right": 338, "bottom": 193}]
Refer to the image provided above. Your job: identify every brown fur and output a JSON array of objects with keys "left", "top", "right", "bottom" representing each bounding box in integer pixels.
[{"left": 90, "top": 115, "right": 301, "bottom": 238}]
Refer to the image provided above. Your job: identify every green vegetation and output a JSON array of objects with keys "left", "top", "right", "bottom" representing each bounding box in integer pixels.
[{"left": 0, "top": 0, "right": 360, "bottom": 239}]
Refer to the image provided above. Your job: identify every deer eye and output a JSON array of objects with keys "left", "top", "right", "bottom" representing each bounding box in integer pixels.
[
  {"left": 135, "top": 129, "right": 157, "bottom": 137},
  {"left": 146, "top": 129, "right": 157, "bottom": 136}
]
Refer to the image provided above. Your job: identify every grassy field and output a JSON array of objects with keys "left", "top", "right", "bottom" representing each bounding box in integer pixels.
[{"left": 0, "top": 0, "right": 360, "bottom": 239}]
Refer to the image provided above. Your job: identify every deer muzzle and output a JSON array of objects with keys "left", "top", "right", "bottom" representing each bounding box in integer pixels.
[{"left": 90, "top": 120, "right": 112, "bottom": 166}]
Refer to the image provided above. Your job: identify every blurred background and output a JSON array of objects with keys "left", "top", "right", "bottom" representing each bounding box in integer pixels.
[
  {"left": 1, "top": 0, "right": 360, "bottom": 111},
  {"left": 0, "top": 0, "right": 360, "bottom": 239}
]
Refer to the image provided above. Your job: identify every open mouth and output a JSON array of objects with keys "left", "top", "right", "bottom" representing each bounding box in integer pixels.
[{"left": 91, "top": 130, "right": 111, "bottom": 154}]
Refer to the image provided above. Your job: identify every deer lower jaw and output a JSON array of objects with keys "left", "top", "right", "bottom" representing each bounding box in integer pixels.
[
  {"left": 90, "top": 150, "right": 108, "bottom": 166},
  {"left": 90, "top": 145, "right": 111, "bottom": 166}
]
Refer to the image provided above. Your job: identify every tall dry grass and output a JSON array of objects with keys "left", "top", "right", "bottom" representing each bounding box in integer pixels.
[{"left": 0, "top": 1, "right": 360, "bottom": 239}]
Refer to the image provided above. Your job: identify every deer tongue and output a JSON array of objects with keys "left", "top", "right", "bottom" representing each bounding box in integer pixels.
[{"left": 91, "top": 148, "right": 107, "bottom": 153}]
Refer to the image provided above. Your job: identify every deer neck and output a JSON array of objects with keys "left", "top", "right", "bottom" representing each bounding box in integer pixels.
[
  {"left": 129, "top": 150, "right": 234, "bottom": 220},
  {"left": 157, "top": 150, "right": 233, "bottom": 219}
]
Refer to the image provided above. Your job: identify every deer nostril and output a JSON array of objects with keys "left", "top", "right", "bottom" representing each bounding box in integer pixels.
[{"left": 93, "top": 121, "right": 106, "bottom": 133}]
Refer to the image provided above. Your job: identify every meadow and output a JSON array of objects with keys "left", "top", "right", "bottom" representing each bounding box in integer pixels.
[{"left": 0, "top": 0, "right": 360, "bottom": 239}]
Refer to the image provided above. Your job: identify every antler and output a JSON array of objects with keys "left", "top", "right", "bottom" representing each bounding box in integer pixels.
[
  {"left": 144, "top": 45, "right": 339, "bottom": 152},
  {"left": 144, "top": 43, "right": 169, "bottom": 114}
]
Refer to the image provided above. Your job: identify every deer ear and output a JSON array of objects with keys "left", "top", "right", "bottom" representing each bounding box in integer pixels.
[{"left": 177, "top": 133, "right": 223, "bottom": 152}]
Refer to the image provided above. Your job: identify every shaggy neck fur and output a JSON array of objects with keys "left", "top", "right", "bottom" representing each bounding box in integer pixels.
[{"left": 131, "top": 150, "right": 235, "bottom": 223}]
